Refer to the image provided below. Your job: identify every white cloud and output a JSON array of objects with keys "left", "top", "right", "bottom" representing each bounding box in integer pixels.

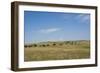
[
  {"left": 76, "top": 14, "right": 90, "bottom": 22},
  {"left": 39, "top": 28, "right": 60, "bottom": 34}
]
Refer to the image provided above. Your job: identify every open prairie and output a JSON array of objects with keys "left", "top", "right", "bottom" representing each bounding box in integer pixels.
[{"left": 24, "top": 40, "right": 90, "bottom": 61}]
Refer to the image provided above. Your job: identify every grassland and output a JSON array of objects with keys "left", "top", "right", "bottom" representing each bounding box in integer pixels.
[{"left": 24, "top": 40, "right": 90, "bottom": 61}]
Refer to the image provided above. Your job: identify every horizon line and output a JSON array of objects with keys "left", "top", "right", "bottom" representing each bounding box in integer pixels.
[{"left": 24, "top": 39, "right": 90, "bottom": 45}]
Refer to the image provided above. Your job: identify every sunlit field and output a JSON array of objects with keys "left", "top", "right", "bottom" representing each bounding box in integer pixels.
[{"left": 24, "top": 40, "right": 90, "bottom": 61}]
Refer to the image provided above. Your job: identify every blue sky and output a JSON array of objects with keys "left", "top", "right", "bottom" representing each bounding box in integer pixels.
[{"left": 24, "top": 11, "right": 90, "bottom": 44}]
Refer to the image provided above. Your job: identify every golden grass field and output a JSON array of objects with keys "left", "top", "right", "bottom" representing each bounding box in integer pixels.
[{"left": 24, "top": 40, "right": 90, "bottom": 61}]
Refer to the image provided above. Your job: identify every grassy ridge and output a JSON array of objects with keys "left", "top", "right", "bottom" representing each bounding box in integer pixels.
[{"left": 24, "top": 40, "right": 90, "bottom": 61}]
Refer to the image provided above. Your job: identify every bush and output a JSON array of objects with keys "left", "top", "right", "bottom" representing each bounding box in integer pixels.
[
  {"left": 29, "top": 45, "right": 32, "bottom": 47},
  {"left": 71, "top": 41, "right": 73, "bottom": 45},
  {"left": 53, "top": 43, "right": 56, "bottom": 46},
  {"left": 65, "top": 41, "right": 70, "bottom": 44},
  {"left": 24, "top": 45, "right": 28, "bottom": 48},
  {"left": 42, "top": 44, "right": 46, "bottom": 47},
  {"left": 33, "top": 44, "right": 37, "bottom": 47}
]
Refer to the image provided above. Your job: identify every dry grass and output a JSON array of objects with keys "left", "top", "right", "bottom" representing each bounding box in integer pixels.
[{"left": 24, "top": 41, "right": 90, "bottom": 61}]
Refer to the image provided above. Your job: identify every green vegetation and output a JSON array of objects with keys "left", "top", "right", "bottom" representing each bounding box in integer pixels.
[{"left": 24, "top": 40, "right": 90, "bottom": 61}]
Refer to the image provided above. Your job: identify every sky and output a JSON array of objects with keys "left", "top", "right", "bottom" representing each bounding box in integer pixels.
[{"left": 24, "top": 11, "right": 90, "bottom": 44}]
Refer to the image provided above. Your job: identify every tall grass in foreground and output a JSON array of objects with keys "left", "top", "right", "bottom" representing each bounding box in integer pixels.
[{"left": 24, "top": 40, "right": 90, "bottom": 61}]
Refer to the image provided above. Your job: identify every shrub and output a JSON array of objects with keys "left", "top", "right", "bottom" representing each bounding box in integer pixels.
[
  {"left": 53, "top": 43, "right": 56, "bottom": 46},
  {"left": 33, "top": 44, "right": 37, "bottom": 47},
  {"left": 65, "top": 41, "right": 70, "bottom": 44},
  {"left": 71, "top": 41, "right": 73, "bottom": 45},
  {"left": 24, "top": 45, "right": 28, "bottom": 48},
  {"left": 42, "top": 44, "right": 46, "bottom": 47}
]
